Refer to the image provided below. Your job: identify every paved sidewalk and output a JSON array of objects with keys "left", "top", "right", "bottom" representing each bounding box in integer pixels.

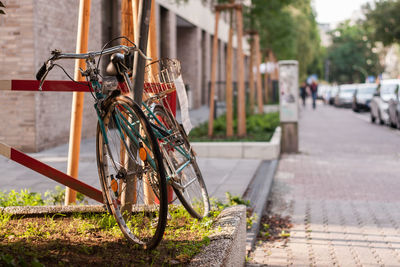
[
  {"left": 0, "top": 105, "right": 260, "bottom": 203},
  {"left": 248, "top": 102, "right": 400, "bottom": 266},
  {"left": 0, "top": 137, "right": 260, "bottom": 203}
]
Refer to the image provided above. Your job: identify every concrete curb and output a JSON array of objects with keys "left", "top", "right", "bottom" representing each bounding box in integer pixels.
[
  {"left": 244, "top": 159, "right": 278, "bottom": 254},
  {"left": 191, "top": 126, "right": 281, "bottom": 160},
  {"left": 189, "top": 205, "right": 247, "bottom": 267},
  {"left": 0, "top": 205, "right": 105, "bottom": 215}
]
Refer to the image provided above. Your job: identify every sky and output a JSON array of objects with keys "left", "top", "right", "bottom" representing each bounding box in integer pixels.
[{"left": 313, "top": 0, "right": 374, "bottom": 24}]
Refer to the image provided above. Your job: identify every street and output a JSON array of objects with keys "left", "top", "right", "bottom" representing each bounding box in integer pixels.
[{"left": 248, "top": 101, "right": 400, "bottom": 266}]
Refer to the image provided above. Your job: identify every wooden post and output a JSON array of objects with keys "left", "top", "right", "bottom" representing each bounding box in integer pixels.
[
  {"left": 143, "top": 0, "right": 158, "bottom": 204},
  {"left": 235, "top": 6, "right": 246, "bottom": 137},
  {"left": 264, "top": 55, "right": 269, "bottom": 105},
  {"left": 208, "top": 10, "right": 220, "bottom": 137},
  {"left": 65, "top": 0, "right": 91, "bottom": 205},
  {"left": 121, "top": 0, "right": 134, "bottom": 45},
  {"left": 248, "top": 36, "right": 255, "bottom": 115},
  {"left": 254, "top": 34, "right": 263, "bottom": 114},
  {"left": 225, "top": 10, "right": 234, "bottom": 137},
  {"left": 120, "top": 0, "right": 137, "bottom": 212},
  {"left": 148, "top": 0, "right": 157, "bottom": 60}
]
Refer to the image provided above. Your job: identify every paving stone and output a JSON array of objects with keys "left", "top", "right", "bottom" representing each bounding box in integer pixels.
[{"left": 247, "top": 102, "right": 400, "bottom": 266}]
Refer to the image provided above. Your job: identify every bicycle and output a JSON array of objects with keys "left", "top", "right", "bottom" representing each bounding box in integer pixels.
[
  {"left": 141, "top": 59, "right": 210, "bottom": 219},
  {"left": 36, "top": 40, "right": 168, "bottom": 250}
]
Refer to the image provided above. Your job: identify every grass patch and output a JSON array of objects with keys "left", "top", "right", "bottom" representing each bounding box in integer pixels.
[
  {"left": 189, "top": 112, "right": 279, "bottom": 142},
  {"left": 0, "top": 186, "right": 87, "bottom": 207},
  {"left": 0, "top": 189, "right": 252, "bottom": 266}
]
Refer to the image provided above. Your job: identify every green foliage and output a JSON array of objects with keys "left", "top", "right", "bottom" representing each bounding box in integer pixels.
[
  {"left": 246, "top": 0, "right": 322, "bottom": 81},
  {"left": 0, "top": 187, "right": 87, "bottom": 207},
  {"left": 363, "top": 0, "right": 400, "bottom": 46},
  {"left": 0, "top": 189, "right": 44, "bottom": 207},
  {"left": 327, "top": 21, "right": 382, "bottom": 83},
  {"left": 44, "top": 185, "right": 87, "bottom": 205},
  {"left": 189, "top": 112, "right": 279, "bottom": 142}
]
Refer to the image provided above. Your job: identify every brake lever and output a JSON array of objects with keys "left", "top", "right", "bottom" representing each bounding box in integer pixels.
[{"left": 38, "top": 61, "right": 54, "bottom": 91}]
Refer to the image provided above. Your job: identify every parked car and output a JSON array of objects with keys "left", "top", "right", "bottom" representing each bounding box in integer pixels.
[
  {"left": 327, "top": 85, "right": 339, "bottom": 105},
  {"left": 352, "top": 83, "right": 378, "bottom": 112},
  {"left": 335, "top": 84, "right": 357, "bottom": 107},
  {"left": 388, "top": 85, "right": 400, "bottom": 128},
  {"left": 317, "top": 84, "right": 330, "bottom": 101},
  {"left": 370, "top": 79, "right": 399, "bottom": 124}
]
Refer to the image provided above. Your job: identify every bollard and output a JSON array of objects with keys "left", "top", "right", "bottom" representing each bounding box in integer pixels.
[{"left": 279, "top": 60, "right": 299, "bottom": 153}]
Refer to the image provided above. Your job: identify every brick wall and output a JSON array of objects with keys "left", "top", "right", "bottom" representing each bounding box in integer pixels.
[
  {"left": 0, "top": 0, "right": 37, "bottom": 151},
  {"left": 0, "top": 0, "right": 102, "bottom": 152},
  {"left": 33, "top": 0, "right": 102, "bottom": 151}
]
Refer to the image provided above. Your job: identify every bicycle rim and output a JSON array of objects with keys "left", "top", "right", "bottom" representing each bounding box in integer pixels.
[
  {"left": 96, "top": 96, "right": 168, "bottom": 249},
  {"left": 150, "top": 105, "right": 210, "bottom": 219}
]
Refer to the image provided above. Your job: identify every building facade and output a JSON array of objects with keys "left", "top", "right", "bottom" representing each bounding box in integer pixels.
[{"left": 0, "top": 0, "right": 249, "bottom": 152}]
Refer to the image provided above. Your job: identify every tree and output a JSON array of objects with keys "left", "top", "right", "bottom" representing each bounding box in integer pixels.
[
  {"left": 246, "top": 0, "right": 322, "bottom": 82},
  {"left": 363, "top": 0, "right": 400, "bottom": 46},
  {"left": 327, "top": 21, "right": 382, "bottom": 83}
]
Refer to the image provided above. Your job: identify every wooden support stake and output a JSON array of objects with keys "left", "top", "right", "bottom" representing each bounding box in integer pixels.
[
  {"left": 208, "top": 10, "right": 220, "bottom": 137},
  {"left": 65, "top": 0, "right": 91, "bottom": 205},
  {"left": 143, "top": 0, "right": 158, "bottom": 204},
  {"left": 264, "top": 55, "right": 269, "bottom": 105},
  {"left": 121, "top": 0, "right": 134, "bottom": 45},
  {"left": 248, "top": 37, "right": 255, "bottom": 114},
  {"left": 225, "top": 10, "right": 234, "bottom": 137},
  {"left": 235, "top": 7, "right": 246, "bottom": 137},
  {"left": 120, "top": 0, "right": 137, "bottom": 212},
  {"left": 254, "top": 34, "right": 263, "bottom": 114}
]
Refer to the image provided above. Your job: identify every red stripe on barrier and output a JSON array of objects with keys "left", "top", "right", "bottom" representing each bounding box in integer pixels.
[
  {"left": 11, "top": 80, "right": 91, "bottom": 92},
  {"left": 10, "top": 148, "right": 104, "bottom": 203}
]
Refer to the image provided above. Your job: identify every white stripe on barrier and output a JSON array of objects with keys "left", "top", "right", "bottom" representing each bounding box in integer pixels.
[
  {"left": 0, "top": 80, "right": 11, "bottom": 90},
  {"left": 0, "top": 142, "right": 11, "bottom": 159}
]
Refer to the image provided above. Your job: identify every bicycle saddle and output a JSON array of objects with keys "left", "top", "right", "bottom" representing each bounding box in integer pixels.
[
  {"left": 105, "top": 52, "right": 134, "bottom": 77},
  {"left": 105, "top": 53, "right": 125, "bottom": 76}
]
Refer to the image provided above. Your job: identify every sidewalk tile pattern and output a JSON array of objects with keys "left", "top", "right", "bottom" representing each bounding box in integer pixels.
[{"left": 248, "top": 102, "right": 400, "bottom": 266}]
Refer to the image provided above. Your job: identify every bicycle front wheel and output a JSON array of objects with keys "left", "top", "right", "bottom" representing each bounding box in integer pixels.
[
  {"left": 96, "top": 96, "right": 168, "bottom": 250},
  {"left": 150, "top": 105, "right": 210, "bottom": 219}
]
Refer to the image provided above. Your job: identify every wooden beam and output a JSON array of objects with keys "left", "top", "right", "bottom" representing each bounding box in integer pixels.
[
  {"left": 121, "top": 0, "right": 134, "bottom": 45},
  {"left": 120, "top": 0, "right": 137, "bottom": 214},
  {"left": 226, "top": 10, "right": 234, "bottom": 137},
  {"left": 65, "top": 0, "right": 91, "bottom": 205},
  {"left": 235, "top": 7, "right": 246, "bottom": 137},
  {"left": 254, "top": 34, "right": 263, "bottom": 114},
  {"left": 248, "top": 37, "right": 255, "bottom": 114},
  {"left": 208, "top": 10, "right": 220, "bottom": 137},
  {"left": 215, "top": 3, "right": 242, "bottom": 11},
  {"left": 264, "top": 55, "right": 269, "bottom": 105}
]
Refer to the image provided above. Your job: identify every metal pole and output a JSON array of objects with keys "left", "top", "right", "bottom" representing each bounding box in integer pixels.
[{"left": 133, "top": 0, "right": 151, "bottom": 105}]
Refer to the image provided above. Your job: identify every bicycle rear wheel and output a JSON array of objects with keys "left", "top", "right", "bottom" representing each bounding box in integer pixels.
[
  {"left": 96, "top": 96, "right": 168, "bottom": 249},
  {"left": 150, "top": 105, "right": 210, "bottom": 219}
]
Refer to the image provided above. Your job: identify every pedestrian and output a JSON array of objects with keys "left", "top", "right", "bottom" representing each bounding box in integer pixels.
[
  {"left": 300, "top": 81, "right": 307, "bottom": 107},
  {"left": 310, "top": 80, "right": 318, "bottom": 109}
]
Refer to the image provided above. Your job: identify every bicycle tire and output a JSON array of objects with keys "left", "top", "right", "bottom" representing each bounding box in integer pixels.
[
  {"left": 150, "top": 104, "right": 210, "bottom": 219},
  {"left": 96, "top": 95, "right": 168, "bottom": 249}
]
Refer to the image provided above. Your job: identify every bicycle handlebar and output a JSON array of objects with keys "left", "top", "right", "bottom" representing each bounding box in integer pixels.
[{"left": 35, "top": 44, "right": 151, "bottom": 84}]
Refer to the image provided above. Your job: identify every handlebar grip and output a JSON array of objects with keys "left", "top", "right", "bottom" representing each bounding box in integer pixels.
[{"left": 36, "top": 63, "right": 47, "bottom": 81}]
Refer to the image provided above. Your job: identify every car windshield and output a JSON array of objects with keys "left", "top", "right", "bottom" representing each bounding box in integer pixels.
[
  {"left": 340, "top": 88, "right": 356, "bottom": 93},
  {"left": 380, "top": 84, "right": 397, "bottom": 95},
  {"left": 358, "top": 86, "right": 376, "bottom": 94}
]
